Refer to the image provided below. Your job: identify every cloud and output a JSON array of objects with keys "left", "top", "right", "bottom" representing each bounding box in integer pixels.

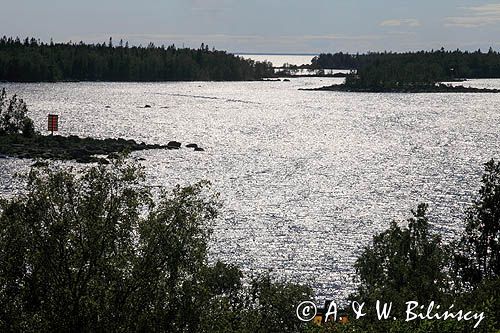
[
  {"left": 445, "top": 3, "right": 500, "bottom": 28},
  {"left": 380, "top": 19, "right": 421, "bottom": 27},
  {"left": 466, "top": 3, "right": 500, "bottom": 15}
]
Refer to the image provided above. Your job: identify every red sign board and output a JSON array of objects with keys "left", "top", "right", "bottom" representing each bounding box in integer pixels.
[{"left": 48, "top": 114, "right": 58, "bottom": 133}]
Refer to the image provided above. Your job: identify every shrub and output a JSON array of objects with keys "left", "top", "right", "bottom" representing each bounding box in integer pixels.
[
  {"left": 0, "top": 159, "right": 312, "bottom": 332},
  {"left": 0, "top": 88, "right": 35, "bottom": 137},
  {"left": 353, "top": 204, "right": 448, "bottom": 313},
  {"left": 454, "top": 159, "right": 500, "bottom": 287}
]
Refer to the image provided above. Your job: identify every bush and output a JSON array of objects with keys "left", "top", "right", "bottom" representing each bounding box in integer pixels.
[
  {"left": 352, "top": 204, "right": 449, "bottom": 314},
  {"left": 453, "top": 159, "right": 500, "bottom": 287},
  {"left": 0, "top": 159, "right": 312, "bottom": 332},
  {"left": 0, "top": 88, "right": 36, "bottom": 137},
  {"left": 345, "top": 160, "right": 500, "bottom": 332}
]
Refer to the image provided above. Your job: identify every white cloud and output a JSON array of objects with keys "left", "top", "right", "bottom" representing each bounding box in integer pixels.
[
  {"left": 466, "top": 3, "right": 500, "bottom": 15},
  {"left": 380, "top": 19, "right": 421, "bottom": 27},
  {"left": 445, "top": 3, "right": 500, "bottom": 28}
]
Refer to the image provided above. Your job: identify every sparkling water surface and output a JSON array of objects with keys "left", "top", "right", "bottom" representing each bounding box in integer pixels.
[{"left": 1, "top": 77, "right": 500, "bottom": 299}]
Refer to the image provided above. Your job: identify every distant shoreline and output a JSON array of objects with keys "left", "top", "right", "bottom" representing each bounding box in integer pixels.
[{"left": 300, "top": 83, "right": 500, "bottom": 93}]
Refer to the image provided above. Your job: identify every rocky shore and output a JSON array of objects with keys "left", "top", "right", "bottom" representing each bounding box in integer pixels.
[{"left": 0, "top": 134, "right": 202, "bottom": 163}]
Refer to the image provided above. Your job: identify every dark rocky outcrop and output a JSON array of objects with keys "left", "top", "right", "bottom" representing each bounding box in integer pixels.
[
  {"left": 167, "top": 141, "right": 181, "bottom": 149},
  {"left": 0, "top": 134, "right": 170, "bottom": 163}
]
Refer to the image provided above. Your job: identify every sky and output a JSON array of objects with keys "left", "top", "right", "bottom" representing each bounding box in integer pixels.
[{"left": 1, "top": 0, "right": 500, "bottom": 54}]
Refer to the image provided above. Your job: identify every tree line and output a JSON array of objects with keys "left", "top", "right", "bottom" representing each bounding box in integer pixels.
[
  {"left": 311, "top": 48, "right": 500, "bottom": 79},
  {"left": 0, "top": 36, "right": 274, "bottom": 82}
]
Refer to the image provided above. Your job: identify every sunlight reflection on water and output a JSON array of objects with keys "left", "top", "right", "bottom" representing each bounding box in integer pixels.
[{"left": 1, "top": 77, "right": 500, "bottom": 299}]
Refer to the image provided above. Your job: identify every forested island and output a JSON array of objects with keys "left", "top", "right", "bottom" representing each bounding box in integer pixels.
[
  {"left": 0, "top": 36, "right": 274, "bottom": 82},
  {"left": 311, "top": 48, "right": 500, "bottom": 78},
  {"left": 304, "top": 49, "right": 500, "bottom": 93}
]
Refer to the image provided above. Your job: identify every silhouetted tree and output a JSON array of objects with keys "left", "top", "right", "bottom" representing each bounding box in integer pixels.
[
  {"left": 0, "top": 88, "right": 35, "bottom": 137},
  {"left": 453, "top": 159, "right": 500, "bottom": 287}
]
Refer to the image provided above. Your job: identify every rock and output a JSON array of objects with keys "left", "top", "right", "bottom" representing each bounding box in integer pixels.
[
  {"left": 105, "top": 105, "right": 111, "bottom": 108},
  {"left": 144, "top": 104, "right": 152, "bottom": 108},
  {"left": 283, "top": 79, "right": 290, "bottom": 82},
  {"left": 186, "top": 143, "right": 198, "bottom": 148},
  {"left": 167, "top": 141, "right": 181, "bottom": 148},
  {"left": 194, "top": 147, "right": 205, "bottom": 152}
]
